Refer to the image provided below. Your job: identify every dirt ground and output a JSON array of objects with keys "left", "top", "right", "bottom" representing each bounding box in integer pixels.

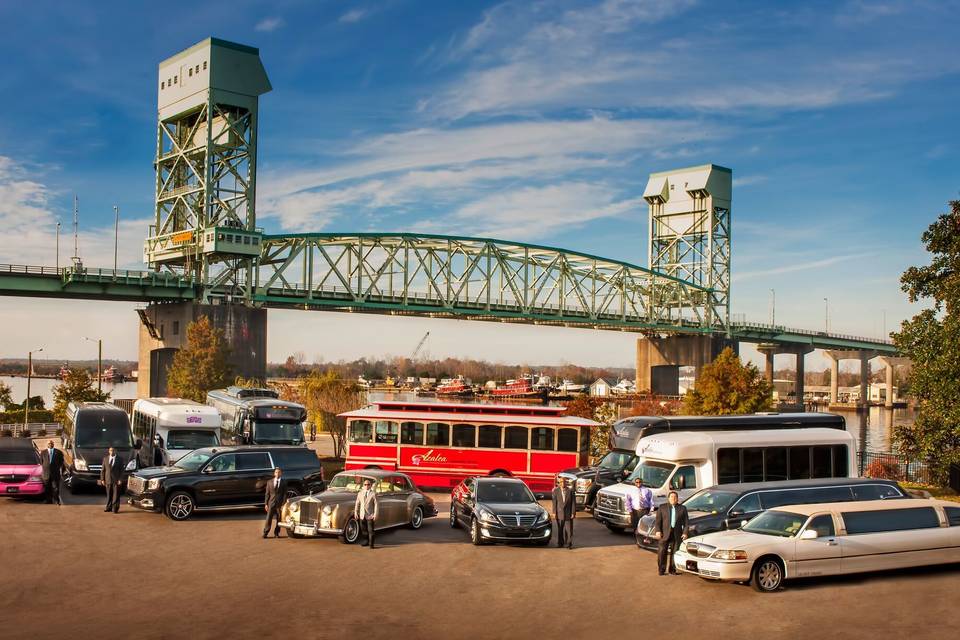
[{"left": 2, "top": 487, "right": 957, "bottom": 640}]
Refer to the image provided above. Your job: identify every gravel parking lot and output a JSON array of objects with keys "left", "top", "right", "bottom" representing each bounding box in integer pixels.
[{"left": 2, "top": 487, "right": 958, "bottom": 640}]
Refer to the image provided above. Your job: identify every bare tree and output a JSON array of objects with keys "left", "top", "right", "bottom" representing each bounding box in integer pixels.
[{"left": 300, "top": 371, "right": 364, "bottom": 459}]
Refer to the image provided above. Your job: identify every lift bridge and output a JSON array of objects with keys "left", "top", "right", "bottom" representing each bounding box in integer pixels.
[{"left": 0, "top": 38, "right": 897, "bottom": 398}]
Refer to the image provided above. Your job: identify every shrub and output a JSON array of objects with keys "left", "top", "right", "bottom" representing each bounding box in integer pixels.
[
  {"left": 0, "top": 428, "right": 12, "bottom": 437},
  {"left": 18, "top": 427, "right": 31, "bottom": 438},
  {"left": 37, "top": 428, "right": 48, "bottom": 437},
  {"left": 865, "top": 458, "right": 903, "bottom": 481}
]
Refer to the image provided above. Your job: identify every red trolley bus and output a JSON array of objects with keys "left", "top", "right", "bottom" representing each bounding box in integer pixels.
[{"left": 341, "top": 400, "right": 596, "bottom": 492}]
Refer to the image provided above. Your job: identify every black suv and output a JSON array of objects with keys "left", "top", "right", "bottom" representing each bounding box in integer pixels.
[
  {"left": 635, "top": 477, "right": 908, "bottom": 546},
  {"left": 126, "top": 446, "right": 325, "bottom": 520},
  {"left": 449, "top": 477, "right": 552, "bottom": 546}
]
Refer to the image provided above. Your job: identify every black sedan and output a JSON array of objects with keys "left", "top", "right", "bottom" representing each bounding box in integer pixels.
[{"left": 449, "top": 477, "right": 552, "bottom": 545}]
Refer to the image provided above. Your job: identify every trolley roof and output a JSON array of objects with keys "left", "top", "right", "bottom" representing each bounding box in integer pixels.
[{"left": 340, "top": 400, "right": 597, "bottom": 427}]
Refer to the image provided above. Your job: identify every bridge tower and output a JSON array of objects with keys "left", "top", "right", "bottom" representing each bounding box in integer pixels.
[
  {"left": 636, "top": 164, "right": 735, "bottom": 394},
  {"left": 138, "top": 38, "right": 271, "bottom": 397},
  {"left": 145, "top": 37, "right": 271, "bottom": 299}
]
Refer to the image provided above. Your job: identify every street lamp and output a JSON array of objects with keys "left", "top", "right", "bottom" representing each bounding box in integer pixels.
[
  {"left": 769, "top": 288, "right": 776, "bottom": 326},
  {"left": 823, "top": 298, "right": 829, "bottom": 334},
  {"left": 113, "top": 205, "right": 119, "bottom": 272},
  {"left": 83, "top": 336, "right": 103, "bottom": 393},
  {"left": 56, "top": 221, "right": 61, "bottom": 271},
  {"left": 25, "top": 347, "right": 44, "bottom": 428}
]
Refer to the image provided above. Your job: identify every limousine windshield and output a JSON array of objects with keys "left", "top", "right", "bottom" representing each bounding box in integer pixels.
[
  {"left": 684, "top": 489, "right": 738, "bottom": 514},
  {"left": 742, "top": 510, "right": 807, "bottom": 537}
]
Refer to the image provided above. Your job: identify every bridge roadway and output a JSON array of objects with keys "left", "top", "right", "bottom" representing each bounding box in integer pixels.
[{"left": 0, "top": 261, "right": 895, "bottom": 355}]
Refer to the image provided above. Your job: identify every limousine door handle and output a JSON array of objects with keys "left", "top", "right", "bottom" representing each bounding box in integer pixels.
[{"left": 827, "top": 539, "right": 838, "bottom": 546}]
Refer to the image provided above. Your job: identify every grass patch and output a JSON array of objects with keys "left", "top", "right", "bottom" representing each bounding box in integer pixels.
[{"left": 902, "top": 482, "right": 960, "bottom": 503}]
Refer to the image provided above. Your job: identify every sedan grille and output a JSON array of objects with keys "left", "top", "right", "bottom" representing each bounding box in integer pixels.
[
  {"left": 497, "top": 514, "right": 538, "bottom": 527},
  {"left": 684, "top": 542, "right": 717, "bottom": 559},
  {"left": 597, "top": 493, "right": 622, "bottom": 513},
  {"left": 127, "top": 476, "right": 147, "bottom": 494},
  {"left": 299, "top": 502, "right": 320, "bottom": 525},
  {"left": 0, "top": 474, "right": 29, "bottom": 483}
]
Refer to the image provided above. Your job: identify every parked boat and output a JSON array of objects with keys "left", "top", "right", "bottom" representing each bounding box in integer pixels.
[
  {"left": 436, "top": 375, "right": 474, "bottom": 397},
  {"left": 558, "top": 379, "right": 586, "bottom": 394},
  {"left": 101, "top": 366, "right": 125, "bottom": 383},
  {"left": 490, "top": 376, "right": 547, "bottom": 400}
]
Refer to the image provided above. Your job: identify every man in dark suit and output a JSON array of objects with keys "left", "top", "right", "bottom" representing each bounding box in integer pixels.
[
  {"left": 98, "top": 446, "right": 125, "bottom": 513},
  {"left": 263, "top": 467, "right": 286, "bottom": 538},
  {"left": 552, "top": 477, "right": 576, "bottom": 549},
  {"left": 653, "top": 491, "right": 689, "bottom": 575},
  {"left": 40, "top": 440, "right": 64, "bottom": 505}
]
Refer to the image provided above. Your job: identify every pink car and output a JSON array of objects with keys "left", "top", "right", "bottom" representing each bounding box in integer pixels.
[{"left": 0, "top": 438, "right": 45, "bottom": 498}]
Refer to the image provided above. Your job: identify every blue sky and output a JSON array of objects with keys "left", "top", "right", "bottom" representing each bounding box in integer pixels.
[{"left": 0, "top": 0, "right": 958, "bottom": 370}]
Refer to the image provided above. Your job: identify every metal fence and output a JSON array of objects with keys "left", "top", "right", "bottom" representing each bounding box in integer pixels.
[
  {"left": 857, "top": 450, "right": 935, "bottom": 485},
  {"left": 0, "top": 423, "right": 62, "bottom": 437}
]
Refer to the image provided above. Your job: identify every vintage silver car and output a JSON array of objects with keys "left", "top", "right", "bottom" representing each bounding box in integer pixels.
[{"left": 280, "top": 469, "right": 438, "bottom": 543}]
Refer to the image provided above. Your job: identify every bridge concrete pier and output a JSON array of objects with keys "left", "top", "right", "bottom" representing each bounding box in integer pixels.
[
  {"left": 635, "top": 335, "right": 737, "bottom": 396},
  {"left": 824, "top": 350, "right": 881, "bottom": 408},
  {"left": 877, "top": 356, "right": 910, "bottom": 408},
  {"left": 137, "top": 302, "right": 267, "bottom": 398},
  {"left": 756, "top": 343, "right": 814, "bottom": 406}
]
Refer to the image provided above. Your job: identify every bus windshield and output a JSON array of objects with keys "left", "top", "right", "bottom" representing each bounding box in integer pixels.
[
  {"left": 253, "top": 422, "right": 304, "bottom": 444},
  {"left": 166, "top": 429, "right": 220, "bottom": 450},
  {"left": 626, "top": 461, "right": 675, "bottom": 489},
  {"left": 76, "top": 415, "right": 133, "bottom": 448}
]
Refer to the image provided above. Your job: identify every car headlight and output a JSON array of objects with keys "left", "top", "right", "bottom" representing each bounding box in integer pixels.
[
  {"left": 537, "top": 509, "right": 550, "bottom": 523},
  {"left": 28, "top": 474, "right": 42, "bottom": 482},
  {"left": 710, "top": 549, "right": 748, "bottom": 561},
  {"left": 477, "top": 508, "right": 498, "bottom": 524},
  {"left": 321, "top": 504, "right": 333, "bottom": 514},
  {"left": 576, "top": 478, "right": 592, "bottom": 491},
  {"left": 74, "top": 458, "right": 88, "bottom": 471},
  {"left": 147, "top": 479, "right": 161, "bottom": 490},
  {"left": 125, "top": 459, "right": 137, "bottom": 471},
  {"left": 289, "top": 502, "right": 300, "bottom": 513}
]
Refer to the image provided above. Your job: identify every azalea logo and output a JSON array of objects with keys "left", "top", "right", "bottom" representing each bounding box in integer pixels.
[
  {"left": 411, "top": 449, "right": 448, "bottom": 466},
  {"left": 186, "top": 416, "right": 202, "bottom": 424}
]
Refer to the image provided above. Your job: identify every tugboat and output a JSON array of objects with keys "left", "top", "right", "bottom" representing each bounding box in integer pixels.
[
  {"left": 100, "top": 365, "right": 125, "bottom": 383},
  {"left": 58, "top": 364, "right": 71, "bottom": 380},
  {"left": 490, "top": 375, "right": 548, "bottom": 400},
  {"left": 436, "top": 375, "right": 474, "bottom": 398}
]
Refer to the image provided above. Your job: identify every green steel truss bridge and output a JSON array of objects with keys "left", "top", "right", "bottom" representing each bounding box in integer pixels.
[{"left": 0, "top": 231, "right": 896, "bottom": 354}]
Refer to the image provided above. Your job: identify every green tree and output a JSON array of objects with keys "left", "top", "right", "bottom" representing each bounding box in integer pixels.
[
  {"left": 299, "top": 371, "right": 363, "bottom": 460},
  {"left": 892, "top": 198, "right": 960, "bottom": 482},
  {"left": 166, "top": 316, "right": 232, "bottom": 403},
  {"left": 0, "top": 380, "right": 12, "bottom": 410},
  {"left": 52, "top": 368, "right": 109, "bottom": 432},
  {"left": 563, "top": 396, "right": 618, "bottom": 462},
  {"left": 682, "top": 347, "right": 773, "bottom": 415}
]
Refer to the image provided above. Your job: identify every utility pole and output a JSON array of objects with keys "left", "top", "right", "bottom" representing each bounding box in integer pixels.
[
  {"left": 84, "top": 336, "right": 103, "bottom": 393},
  {"left": 113, "top": 205, "right": 120, "bottom": 272},
  {"left": 25, "top": 347, "right": 43, "bottom": 429}
]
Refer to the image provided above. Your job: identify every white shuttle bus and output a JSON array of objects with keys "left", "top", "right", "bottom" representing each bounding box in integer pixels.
[
  {"left": 593, "top": 428, "right": 857, "bottom": 531},
  {"left": 131, "top": 398, "right": 223, "bottom": 467},
  {"left": 676, "top": 498, "right": 960, "bottom": 591}
]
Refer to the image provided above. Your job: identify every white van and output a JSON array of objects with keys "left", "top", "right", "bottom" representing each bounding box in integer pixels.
[
  {"left": 593, "top": 428, "right": 857, "bottom": 531},
  {"left": 131, "top": 398, "right": 222, "bottom": 466}
]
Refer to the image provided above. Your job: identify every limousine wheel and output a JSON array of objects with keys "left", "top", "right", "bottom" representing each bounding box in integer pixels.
[
  {"left": 449, "top": 506, "right": 459, "bottom": 529},
  {"left": 751, "top": 557, "right": 784, "bottom": 592},
  {"left": 340, "top": 518, "right": 360, "bottom": 544},
  {"left": 165, "top": 491, "right": 195, "bottom": 521},
  {"left": 409, "top": 505, "right": 424, "bottom": 530}
]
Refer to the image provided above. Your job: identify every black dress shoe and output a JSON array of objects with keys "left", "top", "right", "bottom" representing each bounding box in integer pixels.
[
  {"left": 262, "top": 533, "right": 268, "bottom": 539},
  {"left": 274, "top": 532, "right": 280, "bottom": 538},
  {"left": 658, "top": 571, "right": 666, "bottom": 576}
]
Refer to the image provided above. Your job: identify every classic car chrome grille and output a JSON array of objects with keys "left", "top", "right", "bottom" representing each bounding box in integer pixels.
[
  {"left": 0, "top": 474, "right": 28, "bottom": 483},
  {"left": 684, "top": 542, "right": 717, "bottom": 559},
  {"left": 497, "top": 514, "right": 537, "bottom": 527},
  {"left": 597, "top": 493, "right": 623, "bottom": 513},
  {"left": 127, "top": 476, "right": 146, "bottom": 494},
  {"left": 299, "top": 501, "right": 320, "bottom": 525}
]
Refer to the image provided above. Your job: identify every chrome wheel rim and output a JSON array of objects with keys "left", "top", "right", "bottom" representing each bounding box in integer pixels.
[
  {"left": 758, "top": 561, "right": 781, "bottom": 590},
  {"left": 449, "top": 506, "right": 456, "bottom": 526},
  {"left": 344, "top": 519, "right": 359, "bottom": 542},
  {"left": 412, "top": 507, "right": 423, "bottom": 528},
  {"left": 169, "top": 495, "right": 193, "bottom": 519},
  {"left": 471, "top": 520, "right": 479, "bottom": 543}
]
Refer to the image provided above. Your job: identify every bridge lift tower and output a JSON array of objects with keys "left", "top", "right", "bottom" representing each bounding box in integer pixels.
[{"left": 138, "top": 38, "right": 272, "bottom": 397}]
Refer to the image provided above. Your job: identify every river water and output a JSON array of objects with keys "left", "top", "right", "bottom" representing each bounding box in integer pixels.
[{"left": 3, "top": 380, "right": 912, "bottom": 454}]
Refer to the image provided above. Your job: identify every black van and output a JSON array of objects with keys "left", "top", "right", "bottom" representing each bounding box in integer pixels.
[
  {"left": 62, "top": 402, "right": 139, "bottom": 493},
  {"left": 635, "top": 477, "right": 907, "bottom": 547},
  {"left": 559, "top": 412, "right": 847, "bottom": 511}
]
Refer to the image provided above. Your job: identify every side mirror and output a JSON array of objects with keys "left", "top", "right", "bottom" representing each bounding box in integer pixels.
[
  {"left": 739, "top": 520, "right": 748, "bottom": 528},
  {"left": 800, "top": 529, "right": 819, "bottom": 540},
  {"left": 728, "top": 509, "right": 744, "bottom": 518},
  {"left": 201, "top": 466, "right": 213, "bottom": 474}
]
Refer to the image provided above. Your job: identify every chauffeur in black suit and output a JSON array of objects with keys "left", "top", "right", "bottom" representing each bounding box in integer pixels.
[
  {"left": 99, "top": 446, "right": 125, "bottom": 513},
  {"left": 653, "top": 491, "right": 689, "bottom": 575},
  {"left": 263, "top": 467, "right": 286, "bottom": 538},
  {"left": 40, "top": 440, "right": 64, "bottom": 505},
  {"left": 552, "top": 477, "right": 576, "bottom": 549}
]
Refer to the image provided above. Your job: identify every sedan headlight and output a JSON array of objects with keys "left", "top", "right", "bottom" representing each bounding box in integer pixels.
[
  {"left": 477, "top": 508, "right": 499, "bottom": 524},
  {"left": 28, "top": 474, "right": 42, "bottom": 482},
  {"left": 537, "top": 509, "right": 550, "bottom": 523},
  {"left": 710, "top": 549, "right": 748, "bottom": 561},
  {"left": 147, "top": 478, "right": 161, "bottom": 490},
  {"left": 125, "top": 458, "right": 137, "bottom": 471},
  {"left": 576, "top": 478, "right": 592, "bottom": 492},
  {"left": 74, "top": 458, "right": 88, "bottom": 471}
]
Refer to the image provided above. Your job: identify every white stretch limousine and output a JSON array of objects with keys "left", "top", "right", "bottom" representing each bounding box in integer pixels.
[{"left": 674, "top": 498, "right": 960, "bottom": 592}]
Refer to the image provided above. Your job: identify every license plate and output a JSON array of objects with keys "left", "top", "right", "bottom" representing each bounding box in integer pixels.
[
  {"left": 686, "top": 560, "right": 698, "bottom": 572},
  {"left": 5, "top": 487, "right": 19, "bottom": 493},
  {"left": 294, "top": 525, "right": 317, "bottom": 536}
]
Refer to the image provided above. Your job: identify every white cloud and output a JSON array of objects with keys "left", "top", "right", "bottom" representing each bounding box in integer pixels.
[
  {"left": 255, "top": 17, "right": 285, "bottom": 32},
  {"left": 339, "top": 8, "right": 369, "bottom": 24},
  {"left": 734, "top": 252, "right": 876, "bottom": 281}
]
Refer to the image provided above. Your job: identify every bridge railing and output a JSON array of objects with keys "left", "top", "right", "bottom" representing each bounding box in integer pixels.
[
  {"left": 730, "top": 320, "right": 894, "bottom": 346},
  {"left": 0, "top": 264, "right": 64, "bottom": 276}
]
